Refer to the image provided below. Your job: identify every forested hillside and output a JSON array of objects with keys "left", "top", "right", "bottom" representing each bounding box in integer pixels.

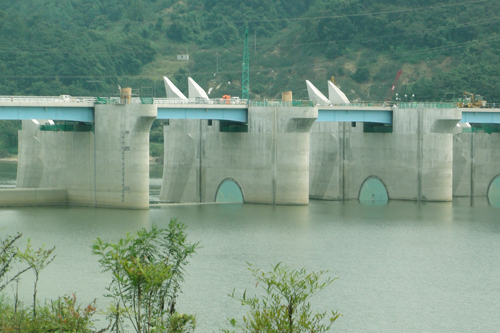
[
  {"left": 1, "top": 0, "right": 499, "bottom": 101},
  {"left": 0, "top": 0, "right": 499, "bottom": 156}
]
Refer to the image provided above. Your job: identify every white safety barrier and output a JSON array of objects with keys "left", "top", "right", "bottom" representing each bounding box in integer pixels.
[{"left": 0, "top": 96, "right": 97, "bottom": 104}]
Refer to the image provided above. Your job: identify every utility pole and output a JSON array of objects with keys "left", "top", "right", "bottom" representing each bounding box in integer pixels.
[
  {"left": 216, "top": 51, "right": 219, "bottom": 75},
  {"left": 242, "top": 27, "right": 249, "bottom": 100}
]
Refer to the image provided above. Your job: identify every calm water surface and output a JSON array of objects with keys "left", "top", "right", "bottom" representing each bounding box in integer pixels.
[{"left": 0, "top": 162, "right": 499, "bottom": 332}]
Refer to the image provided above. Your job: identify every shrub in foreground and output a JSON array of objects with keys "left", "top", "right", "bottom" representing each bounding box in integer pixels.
[
  {"left": 92, "top": 218, "right": 199, "bottom": 333},
  {"left": 0, "top": 294, "right": 97, "bottom": 332},
  {"left": 223, "top": 263, "right": 341, "bottom": 333}
]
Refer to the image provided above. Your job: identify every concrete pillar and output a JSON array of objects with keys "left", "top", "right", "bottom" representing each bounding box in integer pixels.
[
  {"left": 309, "top": 122, "right": 343, "bottom": 200},
  {"left": 453, "top": 132, "right": 500, "bottom": 198},
  {"left": 419, "top": 108, "right": 461, "bottom": 201},
  {"left": 93, "top": 104, "right": 156, "bottom": 209},
  {"left": 274, "top": 106, "right": 317, "bottom": 204},
  {"left": 160, "top": 106, "right": 317, "bottom": 205},
  {"left": 16, "top": 104, "right": 156, "bottom": 209},
  {"left": 17, "top": 120, "right": 44, "bottom": 188},
  {"left": 160, "top": 120, "right": 200, "bottom": 203},
  {"left": 309, "top": 107, "right": 461, "bottom": 202}
]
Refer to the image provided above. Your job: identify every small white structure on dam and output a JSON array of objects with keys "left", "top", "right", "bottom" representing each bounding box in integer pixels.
[
  {"left": 328, "top": 80, "right": 350, "bottom": 104},
  {"left": 306, "top": 80, "right": 350, "bottom": 105},
  {"left": 188, "top": 77, "right": 210, "bottom": 101},
  {"left": 306, "top": 80, "right": 331, "bottom": 106},
  {"left": 163, "top": 76, "right": 188, "bottom": 101}
]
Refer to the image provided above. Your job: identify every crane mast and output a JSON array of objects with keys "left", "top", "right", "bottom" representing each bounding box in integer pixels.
[
  {"left": 385, "top": 70, "right": 402, "bottom": 103},
  {"left": 242, "top": 27, "right": 249, "bottom": 100}
]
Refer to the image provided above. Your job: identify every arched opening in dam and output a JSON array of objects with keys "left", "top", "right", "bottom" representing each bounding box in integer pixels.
[
  {"left": 215, "top": 178, "right": 244, "bottom": 203},
  {"left": 487, "top": 175, "right": 500, "bottom": 207},
  {"left": 358, "top": 176, "right": 389, "bottom": 205}
]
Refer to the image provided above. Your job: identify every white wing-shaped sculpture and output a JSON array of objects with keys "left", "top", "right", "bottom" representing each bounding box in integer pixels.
[
  {"left": 163, "top": 76, "right": 188, "bottom": 100},
  {"left": 328, "top": 80, "right": 350, "bottom": 104},
  {"left": 306, "top": 80, "right": 331, "bottom": 106},
  {"left": 188, "top": 77, "right": 210, "bottom": 101}
]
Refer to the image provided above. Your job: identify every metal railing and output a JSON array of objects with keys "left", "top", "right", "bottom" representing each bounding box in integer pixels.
[
  {"left": 397, "top": 102, "right": 455, "bottom": 109},
  {"left": 3, "top": 95, "right": 492, "bottom": 110},
  {"left": 335, "top": 102, "right": 385, "bottom": 107},
  {"left": 0, "top": 95, "right": 251, "bottom": 106},
  {"left": 308, "top": 101, "right": 459, "bottom": 108},
  {"left": 248, "top": 100, "right": 314, "bottom": 107},
  {"left": 153, "top": 97, "right": 248, "bottom": 105},
  {"left": 0, "top": 95, "right": 97, "bottom": 104}
]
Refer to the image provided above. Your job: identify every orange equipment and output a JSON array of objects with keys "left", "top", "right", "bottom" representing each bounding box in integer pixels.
[{"left": 222, "top": 95, "right": 231, "bottom": 104}]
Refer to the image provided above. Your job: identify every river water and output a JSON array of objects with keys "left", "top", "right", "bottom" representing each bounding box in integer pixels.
[{"left": 0, "top": 161, "right": 499, "bottom": 332}]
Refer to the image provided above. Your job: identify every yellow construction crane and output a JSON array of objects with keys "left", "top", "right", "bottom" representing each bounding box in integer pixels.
[{"left": 458, "top": 91, "right": 485, "bottom": 108}]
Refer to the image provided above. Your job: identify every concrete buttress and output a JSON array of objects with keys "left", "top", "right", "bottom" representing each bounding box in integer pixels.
[
  {"left": 160, "top": 106, "right": 317, "bottom": 205},
  {"left": 16, "top": 104, "right": 156, "bottom": 209},
  {"left": 309, "top": 107, "right": 461, "bottom": 202},
  {"left": 453, "top": 131, "right": 500, "bottom": 198}
]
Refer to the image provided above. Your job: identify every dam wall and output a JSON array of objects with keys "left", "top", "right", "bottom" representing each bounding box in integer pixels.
[
  {"left": 17, "top": 119, "right": 95, "bottom": 205},
  {"left": 16, "top": 104, "right": 156, "bottom": 209},
  {"left": 309, "top": 107, "right": 462, "bottom": 202},
  {"left": 453, "top": 132, "right": 500, "bottom": 198},
  {"left": 160, "top": 106, "right": 317, "bottom": 205},
  {"left": 15, "top": 102, "right": 498, "bottom": 208}
]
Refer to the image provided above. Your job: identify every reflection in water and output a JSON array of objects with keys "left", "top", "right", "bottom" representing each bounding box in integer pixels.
[
  {"left": 487, "top": 175, "right": 500, "bottom": 207},
  {"left": 359, "top": 177, "right": 389, "bottom": 205},
  {"left": 216, "top": 180, "right": 244, "bottom": 203}
]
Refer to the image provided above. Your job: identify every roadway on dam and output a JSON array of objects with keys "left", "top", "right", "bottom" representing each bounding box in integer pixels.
[{"left": 2, "top": 96, "right": 500, "bottom": 124}]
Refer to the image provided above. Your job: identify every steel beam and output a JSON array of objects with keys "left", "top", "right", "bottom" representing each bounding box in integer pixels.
[
  {"left": 0, "top": 106, "right": 94, "bottom": 122},
  {"left": 157, "top": 107, "right": 248, "bottom": 123},
  {"left": 461, "top": 111, "right": 500, "bottom": 124},
  {"left": 317, "top": 109, "right": 393, "bottom": 124}
]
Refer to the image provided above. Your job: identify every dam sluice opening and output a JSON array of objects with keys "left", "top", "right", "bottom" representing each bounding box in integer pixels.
[
  {"left": 487, "top": 175, "right": 500, "bottom": 208},
  {"left": 215, "top": 179, "right": 244, "bottom": 203},
  {"left": 358, "top": 177, "right": 389, "bottom": 205}
]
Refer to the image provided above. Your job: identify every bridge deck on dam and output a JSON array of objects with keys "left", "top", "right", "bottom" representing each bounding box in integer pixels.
[
  {"left": 317, "top": 106, "right": 393, "bottom": 124},
  {"left": 156, "top": 104, "right": 248, "bottom": 123},
  {"left": 1, "top": 96, "right": 500, "bottom": 125},
  {"left": 0, "top": 96, "right": 95, "bottom": 122},
  {"left": 461, "top": 108, "right": 500, "bottom": 124},
  {"left": 0, "top": 106, "right": 94, "bottom": 122}
]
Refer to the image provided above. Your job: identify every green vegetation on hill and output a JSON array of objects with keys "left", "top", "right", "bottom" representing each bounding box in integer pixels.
[
  {"left": 0, "top": 0, "right": 499, "bottom": 155},
  {"left": 1, "top": 0, "right": 498, "bottom": 101}
]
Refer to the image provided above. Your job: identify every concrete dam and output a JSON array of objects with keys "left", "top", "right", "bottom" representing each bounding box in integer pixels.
[
  {"left": 162, "top": 105, "right": 500, "bottom": 205},
  {"left": 2, "top": 79, "right": 500, "bottom": 209}
]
